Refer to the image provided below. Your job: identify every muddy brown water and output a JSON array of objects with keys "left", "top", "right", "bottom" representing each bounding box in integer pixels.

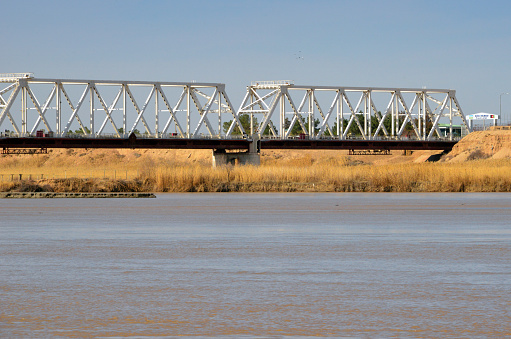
[{"left": 1, "top": 193, "right": 510, "bottom": 337}]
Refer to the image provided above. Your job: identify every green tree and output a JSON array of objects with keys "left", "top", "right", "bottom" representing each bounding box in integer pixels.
[
  {"left": 74, "top": 126, "right": 91, "bottom": 134},
  {"left": 223, "top": 114, "right": 272, "bottom": 135},
  {"left": 284, "top": 116, "right": 320, "bottom": 136},
  {"left": 341, "top": 112, "right": 392, "bottom": 136},
  {"left": 371, "top": 113, "right": 392, "bottom": 136},
  {"left": 223, "top": 114, "right": 252, "bottom": 135}
]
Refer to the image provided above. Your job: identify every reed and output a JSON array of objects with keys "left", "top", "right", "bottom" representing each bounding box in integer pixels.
[
  {"left": 139, "top": 158, "right": 511, "bottom": 192},
  {"left": 1, "top": 156, "right": 510, "bottom": 193}
]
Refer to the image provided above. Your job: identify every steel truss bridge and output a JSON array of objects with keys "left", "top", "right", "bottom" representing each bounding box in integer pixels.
[{"left": 0, "top": 74, "right": 469, "bottom": 153}]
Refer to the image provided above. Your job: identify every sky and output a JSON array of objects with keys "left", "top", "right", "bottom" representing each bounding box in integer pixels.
[{"left": 2, "top": 0, "right": 511, "bottom": 121}]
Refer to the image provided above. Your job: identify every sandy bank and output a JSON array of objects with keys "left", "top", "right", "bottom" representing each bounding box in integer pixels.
[{"left": 444, "top": 126, "right": 511, "bottom": 162}]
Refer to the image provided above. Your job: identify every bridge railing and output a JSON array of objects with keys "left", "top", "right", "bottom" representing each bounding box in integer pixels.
[
  {"left": 258, "top": 135, "right": 460, "bottom": 142},
  {"left": 0, "top": 131, "right": 248, "bottom": 140}
]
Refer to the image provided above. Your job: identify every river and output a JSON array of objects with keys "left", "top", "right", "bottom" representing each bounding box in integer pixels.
[{"left": 1, "top": 193, "right": 510, "bottom": 337}]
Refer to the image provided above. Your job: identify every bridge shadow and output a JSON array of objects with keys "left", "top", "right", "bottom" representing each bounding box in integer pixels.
[{"left": 425, "top": 150, "right": 449, "bottom": 162}]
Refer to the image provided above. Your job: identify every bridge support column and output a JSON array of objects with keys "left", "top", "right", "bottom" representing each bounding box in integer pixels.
[{"left": 212, "top": 137, "right": 260, "bottom": 167}]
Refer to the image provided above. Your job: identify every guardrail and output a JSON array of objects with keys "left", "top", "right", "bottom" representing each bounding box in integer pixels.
[
  {"left": 0, "top": 132, "right": 248, "bottom": 140},
  {"left": 258, "top": 135, "right": 460, "bottom": 142}
]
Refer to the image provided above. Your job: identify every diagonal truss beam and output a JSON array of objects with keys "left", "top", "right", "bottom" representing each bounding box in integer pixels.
[
  {"left": 396, "top": 91, "right": 420, "bottom": 138},
  {"left": 192, "top": 87, "right": 217, "bottom": 137},
  {"left": 159, "top": 86, "right": 185, "bottom": 137},
  {"left": 0, "top": 77, "right": 470, "bottom": 141},
  {"left": 189, "top": 89, "right": 215, "bottom": 137},
  {"left": 63, "top": 85, "right": 89, "bottom": 135},
  {"left": 343, "top": 92, "right": 367, "bottom": 139},
  {"left": 94, "top": 85, "right": 122, "bottom": 137},
  {"left": 28, "top": 85, "right": 55, "bottom": 134},
  {"left": 125, "top": 85, "right": 152, "bottom": 135},
  {"left": 237, "top": 83, "right": 471, "bottom": 141},
  {"left": 0, "top": 84, "right": 21, "bottom": 134}
]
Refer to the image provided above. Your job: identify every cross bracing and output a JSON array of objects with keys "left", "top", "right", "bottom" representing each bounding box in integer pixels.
[
  {"left": 232, "top": 81, "right": 470, "bottom": 141},
  {"left": 0, "top": 77, "right": 245, "bottom": 139},
  {"left": 0, "top": 76, "right": 470, "bottom": 142}
]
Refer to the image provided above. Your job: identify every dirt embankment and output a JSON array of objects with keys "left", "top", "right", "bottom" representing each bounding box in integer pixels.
[
  {"left": 443, "top": 127, "right": 511, "bottom": 162},
  {"left": 0, "top": 146, "right": 445, "bottom": 173},
  {"left": 2, "top": 128, "right": 511, "bottom": 173}
]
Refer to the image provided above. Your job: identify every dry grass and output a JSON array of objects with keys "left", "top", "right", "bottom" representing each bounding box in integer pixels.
[
  {"left": 140, "top": 158, "right": 511, "bottom": 192},
  {"left": 1, "top": 149, "right": 510, "bottom": 193}
]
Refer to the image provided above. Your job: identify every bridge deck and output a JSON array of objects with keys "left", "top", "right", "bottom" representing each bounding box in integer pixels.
[
  {"left": 0, "top": 137, "right": 251, "bottom": 150},
  {"left": 261, "top": 139, "right": 457, "bottom": 151},
  {"left": 0, "top": 137, "right": 456, "bottom": 151}
]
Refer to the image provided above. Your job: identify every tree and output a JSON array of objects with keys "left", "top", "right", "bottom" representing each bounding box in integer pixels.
[
  {"left": 223, "top": 114, "right": 252, "bottom": 135},
  {"left": 222, "top": 114, "right": 272, "bottom": 135},
  {"left": 284, "top": 116, "right": 320, "bottom": 136},
  {"left": 74, "top": 126, "right": 91, "bottom": 134},
  {"left": 339, "top": 112, "right": 393, "bottom": 137}
]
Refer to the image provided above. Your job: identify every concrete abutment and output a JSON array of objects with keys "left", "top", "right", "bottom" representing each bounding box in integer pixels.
[{"left": 212, "top": 137, "right": 261, "bottom": 167}]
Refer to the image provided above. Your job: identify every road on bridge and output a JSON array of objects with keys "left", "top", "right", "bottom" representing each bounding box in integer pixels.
[{"left": 0, "top": 135, "right": 457, "bottom": 152}]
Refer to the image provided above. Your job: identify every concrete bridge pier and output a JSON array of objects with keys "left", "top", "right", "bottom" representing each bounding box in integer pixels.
[{"left": 212, "top": 137, "right": 261, "bottom": 167}]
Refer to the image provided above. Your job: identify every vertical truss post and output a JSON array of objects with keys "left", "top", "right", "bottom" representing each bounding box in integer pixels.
[
  {"left": 56, "top": 82, "right": 61, "bottom": 136},
  {"left": 449, "top": 94, "right": 453, "bottom": 141},
  {"left": 21, "top": 81, "right": 28, "bottom": 136},
  {"left": 336, "top": 91, "right": 340, "bottom": 138},
  {"left": 395, "top": 92, "right": 400, "bottom": 137},
  {"left": 367, "top": 91, "right": 372, "bottom": 139},
  {"left": 423, "top": 92, "right": 427, "bottom": 140},
  {"left": 417, "top": 93, "right": 421, "bottom": 139},
  {"left": 363, "top": 91, "right": 367, "bottom": 138},
  {"left": 217, "top": 89, "right": 221, "bottom": 137},
  {"left": 280, "top": 90, "right": 285, "bottom": 137},
  {"left": 186, "top": 86, "right": 190, "bottom": 138},
  {"left": 155, "top": 85, "right": 159, "bottom": 138},
  {"left": 250, "top": 92, "right": 254, "bottom": 135},
  {"left": 89, "top": 83, "right": 94, "bottom": 136},
  {"left": 122, "top": 84, "right": 127, "bottom": 137},
  {"left": 392, "top": 92, "right": 396, "bottom": 138},
  {"left": 337, "top": 91, "right": 346, "bottom": 139},
  {"left": 417, "top": 92, "right": 426, "bottom": 140},
  {"left": 309, "top": 90, "right": 313, "bottom": 138}
]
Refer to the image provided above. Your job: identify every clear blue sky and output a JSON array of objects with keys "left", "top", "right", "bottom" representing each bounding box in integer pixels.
[{"left": 2, "top": 0, "right": 511, "bottom": 118}]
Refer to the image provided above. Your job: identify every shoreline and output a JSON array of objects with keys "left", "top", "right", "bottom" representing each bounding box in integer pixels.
[
  {"left": 0, "top": 191, "right": 156, "bottom": 198},
  {"left": 1, "top": 168, "right": 510, "bottom": 194}
]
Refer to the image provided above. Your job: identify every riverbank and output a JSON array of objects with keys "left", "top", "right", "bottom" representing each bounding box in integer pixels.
[
  {"left": 1, "top": 128, "right": 510, "bottom": 193},
  {"left": 1, "top": 158, "right": 510, "bottom": 193}
]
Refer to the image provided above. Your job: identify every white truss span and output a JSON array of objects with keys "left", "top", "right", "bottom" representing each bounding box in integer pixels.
[
  {"left": 0, "top": 75, "right": 470, "bottom": 141},
  {"left": 231, "top": 81, "right": 470, "bottom": 141},
  {"left": 0, "top": 76, "right": 245, "bottom": 138}
]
